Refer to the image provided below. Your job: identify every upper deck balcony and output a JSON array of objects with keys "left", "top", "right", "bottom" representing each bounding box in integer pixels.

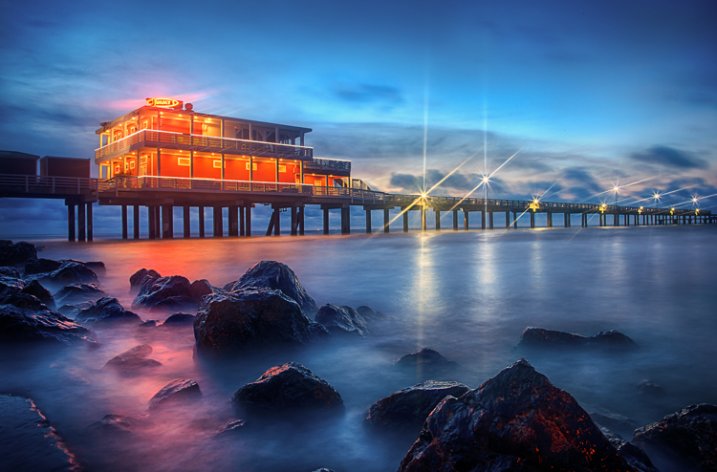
[{"left": 95, "top": 129, "right": 314, "bottom": 162}]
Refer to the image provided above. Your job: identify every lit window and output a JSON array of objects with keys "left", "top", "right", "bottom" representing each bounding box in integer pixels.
[
  {"left": 212, "top": 160, "right": 223, "bottom": 169},
  {"left": 130, "top": 161, "right": 136, "bottom": 169},
  {"left": 245, "top": 162, "right": 258, "bottom": 171},
  {"left": 177, "top": 157, "right": 191, "bottom": 166},
  {"left": 278, "top": 165, "right": 286, "bottom": 173}
]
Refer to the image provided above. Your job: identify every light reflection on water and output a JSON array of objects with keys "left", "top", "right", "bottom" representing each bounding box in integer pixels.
[{"left": 1, "top": 226, "right": 716, "bottom": 471}]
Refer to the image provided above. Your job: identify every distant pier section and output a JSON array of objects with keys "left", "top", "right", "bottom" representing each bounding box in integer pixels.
[{"left": 1, "top": 98, "right": 714, "bottom": 240}]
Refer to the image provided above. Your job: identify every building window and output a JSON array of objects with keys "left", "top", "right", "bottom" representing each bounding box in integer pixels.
[
  {"left": 278, "top": 164, "right": 286, "bottom": 173},
  {"left": 130, "top": 161, "right": 136, "bottom": 169},
  {"left": 212, "top": 160, "right": 223, "bottom": 169},
  {"left": 245, "top": 162, "right": 258, "bottom": 171},
  {"left": 177, "top": 157, "right": 191, "bottom": 167}
]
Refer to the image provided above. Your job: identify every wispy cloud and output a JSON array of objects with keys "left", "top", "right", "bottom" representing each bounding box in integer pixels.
[{"left": 630, "top": 145, "right": 708, "bottom": 169}]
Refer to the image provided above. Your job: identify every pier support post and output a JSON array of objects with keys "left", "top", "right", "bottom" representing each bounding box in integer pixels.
[
  {"left": 547, "top": 211, "right": 552, "bottom": 228},
  {"left": 505, "top": 210, "right": 510, "bottom": 228},
  {"left": 86, "top": 203, "right": 93, "bottom": 241},
  {"left": 291, "top": 207, "right": 298, "bottom": 236},
  {"left": 121, "top": 205, "right": 128, "bottom": 240},
  {"left": 323, "top": 207, "right": 330, "bottom": 235},
  {"left": 213, "top": 206, "right": 223, "bottom": 237},
  {"left": 198, "top": 207, "right": 205, "bottom": 238},
  {"left": 463, "top": 210, "right": 469, "bottom": 230},
  {"left": 453, "top": 210, "right": 458, "bottom": 230},
  {"left": 614, "top": 213, "right": 619, "bottom": 226},
  {"left": 513, "top": 211, "right": 518, "bottom": 229},
  {"left": 239, "top": 207, "right": 245, "bottom": 236},
  {"left": 481, "top": 210, "right": 486, "bottom": 230},
  {"left": 299, "top": 206, "right": 305, "bottom": 235},
  {"left": 78, "top": 202, "right": 86, "bottom": 242},
  {"left": 420, "top": 208, "right": 427, "bottom": 231},
  {"left": 365, "top": 208, "right": 372, "bottom": 234},
  {"left": 435, "top": 209, "right": 441, "bottom": 230},
  {"left": 67, "top": 203, "right": 76, "bottom": 242},
  {"left": 564, "top": 212, "right": 569, "bottom": 228},
  {"left": 162, "top": 205, "right": 173, "bottom": 239},
  {"left": 341, "top": 206, "right": 351, "bottom": 234},
  {"left": 530, "top": 211, "right": 535, "bottom": 228},
  {"left": 245, "top": 206, "right": 252, "bottom": 237},
  {"left": 183, "top": 206, "right": 191, "bottom": 238},
  {"left": 229, "top": 206, "right": 239, "bottom": 237},
  {"left": 133, "top": 205, "right": 140, "bottom": 239},
  {"left": 154, "top": 206, "right": 161, "bottom": 239},
  {"left": 402, "top": 210, "right": 409, "bottom": 232},
  {"left": 489, "top": 211, "right": 494, "bottom": 229},
  {"left": 383, "top": 208, "right": 390, "bottom": 233},
  {"left": 148, "top": 206, "right": 155, "bottom": 240}
]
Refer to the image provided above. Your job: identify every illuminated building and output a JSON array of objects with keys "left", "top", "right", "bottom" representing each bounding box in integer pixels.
[{"left": 95, "top": 97, "right": 351, "bottom": 188}]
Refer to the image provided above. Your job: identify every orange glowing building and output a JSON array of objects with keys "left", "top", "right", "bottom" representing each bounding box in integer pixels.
[{"left": 95, "top": 97, "right": 351, "bottom": 188}]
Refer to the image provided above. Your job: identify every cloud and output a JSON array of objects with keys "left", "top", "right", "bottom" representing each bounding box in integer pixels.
[
  {"left": 630, "top": 145, "right": 708, "bottom": 169},
  {"left": 332, "top": 84, "right": 404, "bottom": 108}
]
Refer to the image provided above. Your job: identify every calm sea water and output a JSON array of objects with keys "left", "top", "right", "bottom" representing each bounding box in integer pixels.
[{"left": 2, "top": 225, "right": 716, "bottom": 471}]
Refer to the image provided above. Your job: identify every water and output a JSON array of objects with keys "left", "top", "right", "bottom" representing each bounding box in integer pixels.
[{"left": 1, "top": 226, "right": 716, "bottom": 471}]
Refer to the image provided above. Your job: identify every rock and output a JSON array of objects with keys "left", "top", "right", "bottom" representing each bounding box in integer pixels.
[
  {"left": 0, "top": 277, "right": 47, "bottom": 311},
  {"left": 216, "top": 419, "right": 246, "bottom": 435},
  {"left": 225, "top": 260, "right": 317, "bottom": 313},
  {"left": 54, "top": 283, "right": 105, "bottom": 305},
  {"left": 189, "top": 279, "right": 213, "bottom": 301},
  {"left": 0, "top": 303, "right": 93, "bottom": 345},
  {"left": 161, "top": 313, "right": 195, "bottom": 327},
  {"left": 0, "top": 266, "right": 20, "bottom": 277},
  {"left": 633, "top": 403, "right": 717, "bottom": 471},
  {"left": 133, "top": 275, "right": 196, "bottom": 311},
  {"left": 140, "top": 320, "right": 158, "bottom": 328},
  {"left": 366, "top": 380, "right": 470, "bottom": 431},
  {"left": 129, "top": 268, "right": 161, "bottom": 293},
  {"left": 356, "top": 305, "right": 379, "bottom": 319},
  {"left": 398, "top": 359, "right": 635, "bottom": 472},
  {"left": 311, "top": 469, "right": 335, "bottom": 472},
  {"left": 395, "top": 348, "right": 459, "bottom": 375},
  {"left": 0, "top": 240, "right": 37, "bottom": 265},
  {"left": 75, "top": 297, "right": 141, "bottom": 324},
  {"left": 519, "top": 327, "right": 637, "bottom": 351},
  {"left": 148, "top": 379, "right": 201, "bottom": 411},
  {"left": 22, "top": 280, "right": 54, "bottom": 308},
  {"left": 0, "top": 394, "right": 79, "bottom": 471},
  {"left": 315, "top": 304, "right": 368, "bottom": 336},
  {"left": 194, "top": 289, "right": 321, "bottom": 354},
  {"left": 84, "top": 261, "right": 106, "bottom": 274},
  {"left": 637, "top": 380, "right": 665, "bottom": 397},
  {"left": 105, "top": 344, "right": 162, "bottom": 372},
  {"left": 40, "top": 261, "right": 99, "bottom": 289},
  {"left": 601, "top": 428, "right": 657, "bottom": 472},
  {"left": 88, "top": 414, "right": 142, "bottom": 435},
  {"left": 23, "top": 258, "right": 62, "bottom": 275},
  {"left": 590, "top": 411, "right": 639, "bottom": 438},
  {"left": 233, "top": 363, "right": 343, "bottom": 414}
]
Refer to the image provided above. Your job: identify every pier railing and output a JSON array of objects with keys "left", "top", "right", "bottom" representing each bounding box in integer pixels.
[
  {"left": 95, "top": 130, "right": 314, "bottom": 160},
  {"left": 0, "top": 173, "right": 96, "bottom": 198}
]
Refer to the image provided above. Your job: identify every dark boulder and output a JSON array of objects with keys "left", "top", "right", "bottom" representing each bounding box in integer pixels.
[
  {"left": 76, "top": 297, "right": 141, "bottom": 324},
  {"left": 0, "top": 304, "right": 93, "bottom": 345},
  {"left": 84, "top": 261, "right": 106, "bottom": 274},
  {"left": 366, "top": 380, "right": 470, "bottom": 431},
  {"left": 133, "top": 275, "right": 195, "bottom": 311},
  {"left": 315, "top": 304, "right": 368, "bottom": 336},
  {"left": 519, "top": 327, "right": 637, "bottom": 351},
  {"left": 129, "top": 268, "right": 161, "bottom": 293},
  {"left": 633, "top": 403, "right": 717, "bottom": 471},
  {"left": 161, "top": 313, "right": 195, "bottom": 327},
  {"left": 104, "top": 344, "right": 162, "bottom": 372},
  {"left": 356, "top": 305, "right": 379, "bottom": 319},
  {"left": 23, "top": 258, "right": 62, "bottom": 275},
  {"left": 0, "top": 266, "right": 20, "bottom": 277},
  {"left": 140, "top": 320, "right": 158, "bottom": 328},
  {"left": 194, "top": 289, "right": 320, "bottom": 354},
  {"left": 22, "top": 280, "right": 54, "bottom": 308},
  {"left": 148, "top": 378, "right": 201, "bottom": 411},
  {"left": 54, "top": 283, "right": 105, "bottom": 305},
  {"left": 395, "top": 348, "right": 459, "bottom": 376},
  {"left": 233, "top": 363, "right": 343, "bottom": 414},
  {"left": 591, "top": 411, "right": 639, "bottom": 439},
  {"left": 88, "top": 414, "right": 143, "bottom": 435},
  {"left": 601, "top": 428, "right": 657, "bottom": 472},
  {"left": 0, "top": 240, "right": 37, "bottom": 265},
  {"left": 398, "top": 359, "right": 635, "bottom": 472},
  {"left": 189, "top": 279, "right": 213, "bottom": 301},
  {"left": 40, "top": 261, "right": 99, "bottom": 288},
  {"left": 225, "top": 260, "right": 317, "bottom": 313},
  {"left": 637, "top": 380, "right": 665, "bottom": 397},
  {"left": 0, "top": 277, "right": 47, "bottom": 311}
]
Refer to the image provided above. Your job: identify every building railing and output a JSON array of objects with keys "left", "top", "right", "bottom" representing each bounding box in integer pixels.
[
  {"left": 0, "top": 173, "right": 97, "bottom": 196},
  {"left": 304, "top": 158, "right": 351, "bottom": 174},
  {"left": 95, "top": 130, "right": 314, "bottom": 161}
]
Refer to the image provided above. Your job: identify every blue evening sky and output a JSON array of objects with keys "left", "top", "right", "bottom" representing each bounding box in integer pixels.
[{"left": 1, "top": 0, "right": 716, "bottom": 234}]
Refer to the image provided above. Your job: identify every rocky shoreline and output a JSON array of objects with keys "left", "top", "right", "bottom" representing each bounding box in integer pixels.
[{"left": 1, "top": 239, "right": 715, "bottom": 471}]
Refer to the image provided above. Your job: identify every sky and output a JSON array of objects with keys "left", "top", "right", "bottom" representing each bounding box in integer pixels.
[{"left": 1, "top": 0, "right": 716, "bottom": 235}]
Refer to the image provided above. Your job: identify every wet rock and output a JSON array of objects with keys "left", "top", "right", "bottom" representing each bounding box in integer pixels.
[
  {"left": 133, "top": 275, "right": 196, "bottom": 311},
  {"left": 601, "top": 428, "right": 657, "bottom": 472},
  {"left": 54, "top": 283, "right": 105, "bottom": 305},
  {"left": 75, "top": 297, "right": 141, "bottom": 324},
  {"left": 395, "top": 348, "right": 459, "bottom": 376},
  {"left": 233, "top": 363, "right": 343, "bottom": 414},
  {"left": 0, "top": 240, "right": 37, "bottom": 265},
  {"left": 356, "top": 305, "right": 379, "bottom": 319},
  {"left": 519, "top": 327, "right": 637, "bottom": 351},
  {"left": 148, "top": 378, "right": 201, "bottom": 411},
  {"left": 0, "top": 394, "right": 79, "bottom": 471},
  {"left": 0, "top": 277, "right": 47, "bottom": 311},
  {"left": 140, "top": 320, "right": 158, "bottom": 328},
  {"left": 0, "top": 266, "right": 20, "bottom": 277},
  {"left": 315, "top": 304, "right": 368, "bottom": 336},
  {"left": 216, "top": 419, "right": 246, "bottom": 435},
  {"left": 637, "top": 380, "right": 665, "bottom": 397},
  {"left": 22, "top": 280, "right": 54, "bottom": 308},
  {"left": 633, "top": 403, "right": 717, "bottom": 471},
  {"left": 88, "top": 414, "right": 143, "bottom": 435},
  {"left": 105, "top": 344, "right": 162, "bottom": 372},
  {"left": 366, "top": 380, "right": 470, "bottom": 431},
  {"left": 161, "top": 313, "right": 195, "bottom": 327},
  {"left": 129, "top": 268, "right": 161, "bottom": 293},
  {"left": 40, "top": 261, "right": 99, "bottom": 289},
  {"left": 84, "top": 261, "right": 106, "bottom": 274},
  {"left": 590, "top": 411, "right": 639, "bottom": 438},
  {"left": 189, "top": 279, "right": 213, "bottom": 301},
  {"left": 225, "top": 260, "right": 317, "bottom": 313},
  {"left": 23, "top": 258, "right": 62, "bottom": 275},
  {"left": 194, "top": 289, "right": 321, "bottom": 354},
  {"left": 0, "top": 303, "right": 93, "bottom": 345},
  {"left": 398, "top": 359, "right": 634, "bottom": 472}
]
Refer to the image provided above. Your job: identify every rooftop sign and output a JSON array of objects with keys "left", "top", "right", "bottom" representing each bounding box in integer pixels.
[{"left": 145, "top": 97, "right": 183, "bottom": 109}]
